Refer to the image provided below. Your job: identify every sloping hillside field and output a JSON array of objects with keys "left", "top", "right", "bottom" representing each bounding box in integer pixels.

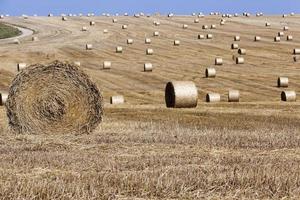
[{"left": 0, "top": 13, "right": 299, "bottom": 199}]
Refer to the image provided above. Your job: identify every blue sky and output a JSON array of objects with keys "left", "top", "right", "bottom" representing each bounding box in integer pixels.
[{"left": 0, "top": 0, "right": 299, "bottom": 16}]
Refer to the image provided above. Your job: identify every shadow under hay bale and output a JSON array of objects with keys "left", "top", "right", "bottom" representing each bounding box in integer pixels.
[
  {"left": 5, "top": 61, "right": 103, "bottom": 134},
  {"left": 165, "top": 81, "right": 198, "bottom": 108}
]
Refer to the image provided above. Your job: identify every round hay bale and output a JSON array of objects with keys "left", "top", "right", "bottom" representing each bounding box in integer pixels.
[
  {"left": 182, "top": 24, "right": 188, "bottom": 29},
  {"left": 254, "top": 36, "right": 261, "bottom": 41},
  {"left": 236, "top": 57, "right": 244, "bottom": 64},
  {"left": 13, "top": 39, "right": 20, "bottom": 45},
  {"left": 48, "top": 13, "right": 53, "bottom": 17},
  {"left": 206, "top": 93, "right": 221, "bottom": 103},
  {"left": 211, "top": 24, "right": 216, "bottom": 29},
  {"left": 207, "top": 34, "right": 213, "bottom": 39},
  {"left": 165, "top": 81, "right": 198, "bottom": 108},
  {"left": 294, "top": 56, "right": 299, "bottom": 62},
  {"left": 62, "top": 16, "right": 67, "bottom": 21},
  {"left": 293, "top": 49, "right": 300, "bottom": 55},
  {"left": 74, "top": 61, "right": 81, "bottom": 67},
  {"left": 112, "top": 18, "right": 118, "bottom": 23},
  {"left": 110, "top": 95, "right": 124, "bottom": 104},
  {"left": 153, "top": 31, "right": 159, "bottom": 36},
  {"left": 145, "top": 38, "right": 151, "bottom": 44},
  {"left": 17, "top": 63, "right": 27, "bottom": 72},
  {"left": 291, "top": 12, "right": 295, "bottom": 16},
  {"left": 231, "top": 43, "right": 239, "bottom": 49},
  {"left": 82, "top": 26, "right": 87, "bottom": 31},
  {"left": 198, "top": 34, "right": 205, "bottom": 39},
  {"left": 234, "top": 35, "right": 240, "bottom": 41},
  {"left": 283, "top": 26, "right": 289, "bottom": 31},
  {"left": 277, "top": 77, "right": 289, "bottom": 87},
  {"left": 103, "top": 29, "right": 108, "bottom": 34},
  {"left": 154, "top": 21, "right": 160, "bottom": 26},
  {"left": 174, "top": 40, "right": 180, "bottom": 46},
  {"left": 194, "top": 19, "right": 199, "bottom": 23},
  {"left": 265, "top": 22, "right": 271, "bottom": 27},
  {"left": 116, "top": 46, "right": 123, "bottom": 53},
  {"left": 5, "top": 61, "right": 103, "bottom": 134},
  {"left": 220, "top": 21, "right": 225, "bottom": 25},
  {"left": 32, "top": 36, "right": 39, "bottom": 42},
  {"left": 90, "top": 21, "right": 95, "bottom": 26},
  {"left": 281, "top": 91, "right": 296, "bottom": 102},
  {"left": 127, "top": 38, "right": 134, "bottom": 44},
  {"left": 205, "top": 68, "right": 216, "bottom": 78},
  {"left": 228, "top": 90, "right": 240, "bottom": 102},
  {"left": 0, "top": 92, "right": 8, "bottom": 106},
  {"left": 144, "top": 63, "right": 153, "bottom": 72},
  {"left": 202, "top": 25, "right": 208, "bottom": 29},
  {"left": 103, "top": 61, "right": 111, "bottom": 69},
  {"left": 122, "top": 25, "right": 128, "bottom": 29},
  {"left": 215, "top": 58, "right": 223, "bottom": 65},
  {"left": 274, "top": 36, "right": 281, "bottom": 42},
  {"left": 86, "top": 44, "right": 93, "bottom": 50},
  {"left": 287, "top": 35, "right": 293, "bottom": 41},
  {"left": 146, "top": 48, "right": 154, "bottom": 55},
  {"left": 278, "top": 32, "right": 284, "bottom": 37},
  {"left": 238, "top": 48, "right": 246, "bottom": 55},
  {"left": 283, "top": 14, "right": 287, "bottom": 18}
]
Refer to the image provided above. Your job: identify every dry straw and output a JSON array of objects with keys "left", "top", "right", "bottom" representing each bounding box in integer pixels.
[
  {"left": 183, "top": 24, "right": 188, "bottom": 29},
  {"left": 146, "top": 48, "right": 154, "bottom": 55},
  {"left": 165, "top": 81, "right": 198, "bottom": 108},
  {"left": 228, "top": 90, "right": 240, "bottom": 102},
  {"left": 144, "top": 63, "right": 153, "bottom": 72},
  {"left": 287, "top": 35, "right": 293, "bottom": 41},
  {"left": 207, "top": 34, "right": 213, "bottom": 39},
  {"left": 103, "top": 29, "right": 108, "bottom": 34},
  {"left": 90, "top": 21, "right": 95, "bottom": 26},
  {"left": 278, "top": 32, "right": 284, "bottom": 37},
  {"left": 283, "top": 26, "right": 289, "bottom": 31},
  {"left": 236, "top": 57, "right": 244, "bottom": 64},
  {"left": 112, "top": 19, "right": 118, "bottom": 23},
  {"left": 215, "top": 58, "right": 223, "bottom": 65},
  {"left": 293, "top": 49, "right": 300, "bottom": 55},
  {"left": 202, "top": 25, "right": 208, "bottom": 29},
  {"left": 254, "top": 36, "right": 261, "bottom": 41},
  {"left": 234, "top": 35, "right": 240, "bottom": 41},
  {"left": 82, "top": 26, "right": 87, "bottom": 31},
  {"left": 194, "top": 19, "right": 199, "bottom": 23},
  {"left": 74, "top": 61, "right": 81, "bottom": 67},
  {"left": 0, "top": 92, "right": 8, "bottom": 106},
  {"left": 277, "top": 77, "right": 289, "bottom": 87},
  {"left": 198, "top": 34, "right": 205, "bottom": 39},
  {"left": 116, "top": 46, "right": 123, "bottom": 53},
  {"left": 110, "top": 95, "right": 124, "bottom": 104},
  {"left": 103, "top": 61, "right": 111, "bottom": 69},
  {"left": 265, "top": 22, "right": 271, "bottom": 27},
  {"left": 62, "top": 16, "right": 67, "bottom": 21},
  {"left": 205, "top": 68, "right": 216, "bottom": 78},
  {"left": 122, "top": 25, "right": 128, "bottom": 29},
  {"left": 211, "top": 24, "right": 216, "bottom": 29},
  {"left": 274, "top": 36, "right": 281, "bottom": 42},
  {"left": 86, "top": 44, "right": 93, "bottom": 50},
  {"left": 281, "top": 91, "right": 296, "bottom": 102},
  {"left": 5, "top": 61, "right": 103, "bottom": 134},
  {"left": 127, "top": 38, "right": 134, "bottom": 44},
  {"left": 206, "top": 93, "right": 221, "bottom": 102},
  {"left": 17, "top": 63, "right": 27, "bottom": 72},
  {"left": 238, "top": 48, "right": 246, "bottom": 55},
  {"left": 153, "top": 31, "right": 159, "bottom": 36},
  {"left": 174, "top": 40, "right": 180, "bottom": 46}
]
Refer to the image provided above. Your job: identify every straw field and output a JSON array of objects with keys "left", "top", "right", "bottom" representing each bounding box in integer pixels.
[{"left": 0, "top": 14, "right": 299, "bottom": 199}]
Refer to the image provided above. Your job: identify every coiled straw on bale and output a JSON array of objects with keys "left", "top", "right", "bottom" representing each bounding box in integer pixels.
[
  {"left": 5, "top": 61, "right": 103, "bottom": 134},
  {"left": 281, "top": 91, "right": 296, "bottom": 102},
  {"left": 165, "top": 81, "right": 198, "bottom": 108},
  {"left": 0, "top": 92, "right": 8, "bottom": 106}
]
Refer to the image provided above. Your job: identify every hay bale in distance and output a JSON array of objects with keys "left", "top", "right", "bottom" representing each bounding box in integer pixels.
[
  {"left": 62, "top": 16, "right": 67, "bottom": 21},
  {"left": 127, "top": 38, "right": 134, "bottom": 44},
  {"left": 110, "top": 96, "right": 125, "bottom": 104},
  {"left": 103, "top": 29, "right": 108, "bottom": 34},
  {"left": 17, "top": 63, "right": 27, "bottom": 71},
  {"left": 13, "top": 39, "right": 20, "bottom": 44},
  {"left": 283, "top": 26, "right": 289, "bottom": 31},
  {"left": 90, "top": 21, "right": 95, "bottom": 26},
  {"left": 86, "top": 44, "right": 93, "bottom": 50},
  {"left": 194, "top": 19, "right": 199, "bottom": 23},
  {"left": 0, "top": 92, "right": 8, "bottom": 106},
  {"left": 103, "top": 61, "right": 111, "bottom": 69},
  {"left": 144, "top": 63, "right": 153, "bottom": 72},
  {"left": 281, "top": 91, "right": 296, "bottom": 102},
  {"left": 122, "top": 25, "right": 128, "bottom": 29},
  {"left": 231, "top": 43, "right": 239, "bottom": 49},
  {"left": 278, "top": 32, "right": 284, "bottom": 37},
  {"left": 293, "top": 49, "right": 300, "bottom": 55},
  {"left": 205, "top": 68, "right": 216, "bottom": 78},
  {"left": 112, "top": 18, "right": 118, "bottom": 23},
  {"left": 202, "top": 25, "right": 208, "bottom": 29},
  {"left": 82, "top": 26, "right": 87, "bottom": 31},
  {"left": 215, "top": 58, "right": 223, "bottom": 65},
  {"left": 165, "top": 81, "right": 198, "bottom": 108},
  {"left": 274, "top": 36, "right": 281, "bottom": 42},
  {"left": 234, "top": 35, "right": 240, "bottom": 41},
  {"left": 236, "top": 57, "right": 244, "bottom": 64},
  {"left": 146, "top": 48, "right": 154, "bottom": 55},
  {"left": 277, "top": 77, "right": 289, "bottom": 87},
  {"left": 116, "top": 46, "right": 123, "bottom": 53},
  {"left": 265, "top": 22, "right": 271, "bottom": 27},
  {"left": 74, "top": 61, "right": 81, "bottom": 67},
  {"left": 153, "top": 31, "right": 159, "bottom": 36},
  {"left": 211, "top": 24, "right": 216, "bottom": 29},
  {"left": 198, "top": 34, "right": 205, "bottom": 39},
  {"left": 228, "top": 90, "right": 240, "bottom": 102},
  {"left": 174, "top": 40, "right": 180, "bottom": 46},
  {"left": 207, "top": 34, "right": 213, "bottom": 39},
  {"left": 294, "top": 56, "right": 299, "bottom": 62},
  {"left": 145, "top": 38, "right": 151, "bottom": 44},
  {"left": 238, "top": 48, "right": 246, "bottom": 55},
  {"left": 32, "top": 36, "right": 39, "bottom": 42},
  {"left": 206, "top": 93, "right": 221, "bottom": 102},
  {"left": 254, "top": 36, "right": 261, "bottom": 41},
  {"left": 183, "top": 24, "right": 188, "bottom": 29},
  {"left": 5, "top": 61, "right": 103, "bottom": 134},
  {"left": 287, "top": 35, "right": 293, "bottom": 41}
]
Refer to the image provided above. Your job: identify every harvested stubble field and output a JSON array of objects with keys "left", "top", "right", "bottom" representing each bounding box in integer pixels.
[{"left": 0, "top": 14, "right": 300, "bottom": 199}]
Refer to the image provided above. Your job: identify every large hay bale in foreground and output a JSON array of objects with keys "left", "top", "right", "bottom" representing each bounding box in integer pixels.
[
  {"left": 165, "top": 81, "right": 198, "bottom": 108},
  {"left": 5, "top": 61, "right": 103, "bottom": 134}
]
